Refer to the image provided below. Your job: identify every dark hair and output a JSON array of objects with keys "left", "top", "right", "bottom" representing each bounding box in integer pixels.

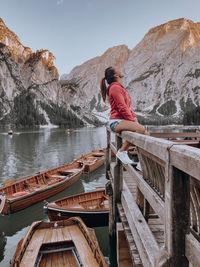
[{"left": 100, "top": 67, "right": 116, "bottom": 102}]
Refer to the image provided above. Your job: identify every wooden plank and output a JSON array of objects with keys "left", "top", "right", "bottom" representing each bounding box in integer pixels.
[
  {"left": 54, "top": 228, "right": 64, "bottom": 242},
  {"left": 63, "top": 250, "right": 71, "bottom": 267},
  {"left": 113, "top": 135, "right": 123, "bottom": 203},
  {"left": 39, "top": 254, "right": 47, "bottom": 267},
  {"left": 150, "top": 132, "right": 200, "bottom": 139},
  {"left": 185, "top": 233, "right": 200, "bottom": 267},
  {"left": 52, "top": 252, "right": 58, "bottom": 267},
  {"left": 117, "top": 223, "right": 134, "bottom": 267},
  {"left": 57, "top": 251, "right": 64, "bottom": 267},
  {"left": 170, "top": 145, "right": 200, "bottom": 181},
  {"left": 117, "top": 208, "right": 143, "bottom": 267},
  {"left": 109, "top": 135, "right": 123, "bottom": 237},
  {"left": 45, "top": 252, "right": 52, "bottom": 267},
  {"left": 124, "top": 164, "right": 165, "bottom": 222},
  {"left": 43, "top": 228, "right": 53, "bottom": 243},
  {"left": 165, "top": 166, "right": 190, "bottom": 266},
  {"left": 20, "top": 229, "right": 47, "bottom": 267},
  {"left": 138, "top": 148, "right": 166, "bottom": 167},
  {"left": 120, "top": 131, "right": 172, "bottom": 161},
  {"left": 106, "top": 128, "right": 111, "bottom": 179},
  {"left": 111, "top": 162, "right": 165, "bottom": 222},
  {"left": 61, "top": 227, "right": 72, "bottom": 241},
  {"left": 121, "top": 180, "right": 167, "bottom": 266},
  {"left": 69, "top": 225, "right": 99, "bottom": 267},
  {"left": 148, "top": 218, "right": 164, "bottom": 247},
  {"left": 67, "top": 250, "right": 79, "bottom": 267},
  {"left": 50, "top": 227, "right": 58, "bottom": 243},
  {"left": 110, "top": 142, "right": 117, "bottom": 155}
]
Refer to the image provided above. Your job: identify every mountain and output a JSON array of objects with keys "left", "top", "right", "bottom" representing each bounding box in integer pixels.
[
  {"left": 0, "top": 18, "right": 83, "bottom": 128},
  {"left": 124, "top": 18, "right": 200, "bottom": 124},
  {"left": 1, "top": 17, "right": 200, "bottom": 128},
  {"left": 61, "top": 18, "right": 200, "bottom": 125}
]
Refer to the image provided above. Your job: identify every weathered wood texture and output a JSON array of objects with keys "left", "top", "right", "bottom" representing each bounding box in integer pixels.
[
  {"left": 106, "top": 129, "right": 111, "bottom": 179},
  {"left": 150, "top": 132, "right": 200, "bottom": 139},
  {"left": 107, "top": 127, "right": 200, "bottom": 267},
  {"left": 117, "top": 223, "right": 134, "bottom": 267}
]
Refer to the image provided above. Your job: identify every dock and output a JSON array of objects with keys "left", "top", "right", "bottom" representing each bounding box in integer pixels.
[{"left": 105, "top": 127, "right": 200, "bottom": 267}]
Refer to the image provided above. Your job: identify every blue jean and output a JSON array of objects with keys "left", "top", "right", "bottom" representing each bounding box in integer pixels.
[{"left": 109, "top": 119, "right": 123, "bottom": 132}]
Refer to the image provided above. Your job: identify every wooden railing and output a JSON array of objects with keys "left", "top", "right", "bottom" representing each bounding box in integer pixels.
[{"left": 106, "top": 127, "right": 200, "bottom": 267}]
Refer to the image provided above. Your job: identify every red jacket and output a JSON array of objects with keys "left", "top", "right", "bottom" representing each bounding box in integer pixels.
[{"left": 108, "top": 82, "right": 137, "bottom": 122}]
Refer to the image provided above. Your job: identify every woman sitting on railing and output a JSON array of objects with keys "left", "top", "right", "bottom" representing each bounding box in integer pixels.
[{"left": 100, "top": 66, "right": 149, "bottom": 165}]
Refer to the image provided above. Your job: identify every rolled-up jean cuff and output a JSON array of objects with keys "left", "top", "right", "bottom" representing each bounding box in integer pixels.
[{"left": 109, "top": 119, "right": 123, "bottom": 132}]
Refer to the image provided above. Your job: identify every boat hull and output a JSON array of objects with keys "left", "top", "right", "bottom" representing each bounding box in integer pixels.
[
  {"left": 45, "top": 189, "right": 109, "bottom": 227},
  {"left": 47, "top": 208, "right": 109, "bottom": 227},
  {"left": 83, "top": 156, "right": 105, "bottom": 173},
  {"left": 75, "top": 149, "right": 105, "bottom": 174},
  {"left": 1, "top": 170, "right": 82, "bottom": 215}
]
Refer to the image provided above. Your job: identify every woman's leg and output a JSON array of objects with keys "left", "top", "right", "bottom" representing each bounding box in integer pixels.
[
  {"left": 115, "top": 120, "right": 150, "bottom": 152},
  {"left": 115, "top": 120, "right": 149, "bottom": 135}
]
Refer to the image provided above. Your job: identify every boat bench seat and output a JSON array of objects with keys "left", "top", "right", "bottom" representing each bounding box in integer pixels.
[
  {"left": 60, "top": 168, "right": 81, "bottom": 174},
  {"left": 92, "top": 153, "right": 105, "bottom": 157},
  {"left": 47, "top": 175, "right": 65, "bottom": 180},
  {"left": 76, "top": 160, "right": 83, "bottom": 163}
]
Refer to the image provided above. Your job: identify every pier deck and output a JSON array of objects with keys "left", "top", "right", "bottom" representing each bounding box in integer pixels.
[{"left": 106, "top": 127, "right": 200, "bottom": 267}]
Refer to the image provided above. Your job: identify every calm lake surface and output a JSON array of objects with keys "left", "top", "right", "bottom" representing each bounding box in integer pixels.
[{"left": 0, "top": 126, "right": 117, "bottom": 266}]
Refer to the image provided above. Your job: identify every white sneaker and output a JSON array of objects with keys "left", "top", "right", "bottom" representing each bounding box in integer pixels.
[
  {"left": 136, "top": 162, "right": 142, "bottom": 171},
  {"left": 116, "top": 150, "right": 133, "bottom": 164}
]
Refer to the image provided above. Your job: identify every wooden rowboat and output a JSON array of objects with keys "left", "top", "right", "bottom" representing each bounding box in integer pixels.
[
  {"left": 8, "top": 130, "right": 14, "bottom": 135},
  {"left": 44, "top": 189, "right": 109, "bottom": 227},
  {"left": 10, "top": 217, "right": 108, "bottom": 267},
  {"left": 0, "top": 161, "right": 84, "bottom": 215},
  {"left": 76, "top": 149, "right": 105, "bottom": 174},
  {"left": 65, "top": 129, "right": 74, "bottom": 133}
]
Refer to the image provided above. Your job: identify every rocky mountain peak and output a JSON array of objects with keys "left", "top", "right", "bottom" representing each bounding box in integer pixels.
[
  {"left": 0, "top": 17, "right": 32, "bottom": 63},
  {"left": 0, "top": 17, "right": 59, "bottom": 76},
  {"left": 124, "top": 18, "right": 200, "bottom": 125},
  {"left": 0, "top": 18, "right": 64, "bottom": 128},
  {"left": 146, "top": 18, "right": 200, "bottom": 52}
]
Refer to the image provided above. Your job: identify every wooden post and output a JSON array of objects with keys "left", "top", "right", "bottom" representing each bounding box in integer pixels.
[
  {"left": 114, "top": 135, "right": 123, "bottom": 202},
  {"left": 144, "top": 199, "right": 150, "bottom": 222},
  {"left": 110, "top": 134, "right": 123, "bottom": 237},
  {"left": 106, "top": 128, "right": 111, "bottom": 180},
  {"left": 106, "top": 181, "right": 115, "bottom": 236},
  {"left": 165, "top": 165, "right": 190, "bottom": 266},
  {"left": 136, "top": 187, "right": 144, "bottom": 213}
]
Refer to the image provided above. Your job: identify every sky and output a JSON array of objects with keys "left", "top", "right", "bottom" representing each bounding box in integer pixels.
[{"left": 0, "top": 0, "right": 200, "bottom": 76}]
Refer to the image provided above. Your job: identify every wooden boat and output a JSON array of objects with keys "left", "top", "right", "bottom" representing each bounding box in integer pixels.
[
  {"left": 8, "top": 130, "right": 14, "bottom": 135},
  {"left": 76, "top": 149, "right": 105, "bottom": 174},
  {"left": 65, "top": 129, "right": 74, "bottom": 133},
  {"left": 10, "top": 217, "right": 108, "bottom": 267},
  {"left": 0, "top": 161, "right": 84, "bottom": 215},
  {"left": 44, "top": 189, "right": 109, "bottom": 227}
]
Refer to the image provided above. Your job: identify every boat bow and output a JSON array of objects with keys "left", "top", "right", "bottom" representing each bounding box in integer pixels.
[{"left": 0, "top": 193, "right": 6, "bottom": 214}]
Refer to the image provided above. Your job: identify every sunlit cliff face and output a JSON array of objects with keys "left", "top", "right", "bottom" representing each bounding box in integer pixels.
[
  {"left": 123, "top": 18, "right": 200, "bottom": 123},
  {"left": 0, "top": 18, "right": 59, "bottom": 77},
  {"left": 0, "top": 17, "right": 32, "bottom": 62},
  {"left": 146, "top": 18, "right": 200, "bottom": 52}
]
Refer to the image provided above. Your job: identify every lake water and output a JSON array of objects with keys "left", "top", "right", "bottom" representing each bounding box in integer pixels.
[{"left": 0, "top": 126, "right": 117, "bottom": 266}]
